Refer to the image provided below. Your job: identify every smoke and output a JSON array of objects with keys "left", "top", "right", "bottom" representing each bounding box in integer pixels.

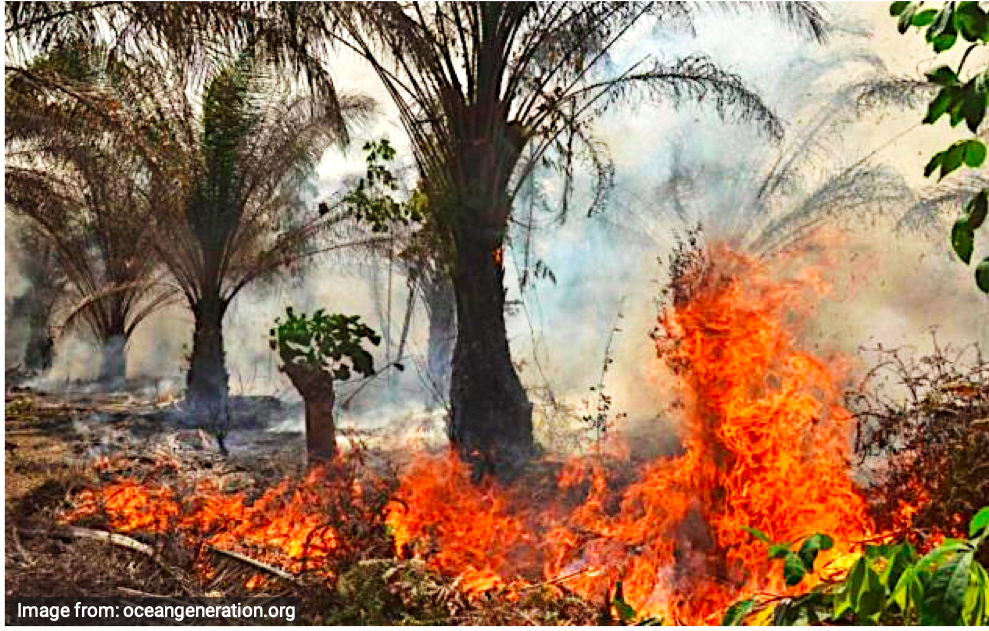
[
  {"left": 5, "top": 217, "right": 33, "bottom": 367},
  {"left": 499, "top": 3, "right": 989, "bottom": 443},
  {"left": 12, "top": 4, "right": 987, "bottom": 449}
]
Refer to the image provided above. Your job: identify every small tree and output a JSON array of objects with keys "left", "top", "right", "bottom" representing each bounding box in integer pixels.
[
  {"left": 270, "top": 308, "right": 380, "bottom": 464},
  {"left": 342, "top": 139, "right": 456, "bottom": 407}
]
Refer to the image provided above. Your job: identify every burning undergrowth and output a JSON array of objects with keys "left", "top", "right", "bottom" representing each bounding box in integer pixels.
[
  {"left": 385, "top": 243, "right": 875, "bottom": 624},
  {"left": 54, "top": 241, "right": 928, "bottom": 624},
  {"left": 62, "top": 447, "right": 398, "bottom": 590}
]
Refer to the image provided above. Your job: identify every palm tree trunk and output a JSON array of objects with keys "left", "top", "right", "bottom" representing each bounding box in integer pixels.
[
  {"left": 422, "top": 271, "right": 456, "bottom": 407},
  {"left": 186, "top": 296, "right": 229, "bottom": 422},
  {"left": 448, "top": 226, "right": 534, "bottom": 476},
  {"left": 23, "top": 314, "right": 53, "bottom": 372},
  {"left": 98, "top": 333, "right": 127, "bottom": 382}
]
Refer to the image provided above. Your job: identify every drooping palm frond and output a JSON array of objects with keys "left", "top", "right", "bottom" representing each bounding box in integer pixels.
[
  {"left": 897, "top": 173, "right": 989, "bottom": 233},
  {"left": 325, "top": 1, "right": 827, "bottom": 231},
  {"left": 4, "top": 155, "right": 175, "bottom": 346},
  {"left": 853, "top": 77, "right": 937, "bottom": 112},
  {"left": 5, "top": 43, "right": 177, "bottom": 349},
  {"left": 750, "top": 163, "right": 915, "bottom": 255}
]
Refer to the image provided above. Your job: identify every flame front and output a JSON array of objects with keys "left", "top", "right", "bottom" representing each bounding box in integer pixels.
[
  {"left": 386, "top": 246, "right": 876, "bottom": 623},
  {"left": 64, "top": 245, "right": 887, "bottom": 622},
  {"left": 65, "top": 463, "right": 379, "bottom": 578}
]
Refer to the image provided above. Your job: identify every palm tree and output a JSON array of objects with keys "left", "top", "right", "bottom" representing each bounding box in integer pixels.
[
  {"left": 636, "top": 40, "right": 920, "bottom": 258},
  {"left": 5, "top": 44, "right": 176, "bottom": 381},
  {"left": 118, "top": 48, "right": 374, "bottom": 422},
  {"left": 317, "top": 2, "right": 829, "bottom": 472}
]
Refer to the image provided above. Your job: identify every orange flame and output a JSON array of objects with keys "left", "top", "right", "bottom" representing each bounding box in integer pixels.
[
  {"left": 64, "top": 462, "right": 385, "bottom": 580},
  {"left": 64, "top": 244, "right": 907, "bottom": 622},
  {"left": 386, "top": 245, "right": 878, "bottom": 623}
]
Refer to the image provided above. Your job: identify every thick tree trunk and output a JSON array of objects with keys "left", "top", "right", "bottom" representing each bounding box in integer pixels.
[
  {"left": 422, "top": 272, "right": 456, "bottom": 407},
  {"left": 23, "top": 317, "right": 53, "bottom": 372},
  {"left": 99, "top": 334, "right": 127, "bottom": 383},
  {"left": 185, "top": 299, "right": 230, "bottom": 430},
  {"left": 281, "top": 362, "right": 337, "bottom": 465},
  {"left": 448, "top": 229, "right": 534, "bottom": 477}
]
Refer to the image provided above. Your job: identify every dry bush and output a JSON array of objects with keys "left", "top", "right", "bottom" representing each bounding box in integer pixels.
[{"left": 851, "top": 334, "right": 989, "bottom": 547}]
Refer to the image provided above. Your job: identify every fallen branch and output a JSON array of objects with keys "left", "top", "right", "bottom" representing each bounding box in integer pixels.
[
  {"left": 25, "top": 525, "right": 156, "bottom": 555},
  {"left": 10, "top": 527, "right": 37, "bottom": 567},
  {"left": 205, "top": 545, "right": 303, "bottom": 585},
  {"left": 21, "top": 526, "right": 195, "bottom": 594},
  {"left": 518, "top": 567, "right": 590, "bottom": 592}
]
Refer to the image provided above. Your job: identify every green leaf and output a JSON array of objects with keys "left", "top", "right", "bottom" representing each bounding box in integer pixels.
[
  {"left": 798, "top": 534, "right": 834, "bottom": 572},
  {"left": 939, "top": 141, "right": 968, "bottom": 178},
  {"left": 924, "top": 87, "right": 953, "bottom": 125},
  {"left": 769, "top": 543, "right": 792, "bottom": 559},
  {"left": 954, "top": 1, "right": 989, "bottom": 41},
  {"left": 925, "top": 151, "right": 944, "bottom": 177},
  {"left": 952, "top": 216, "right": 975, "bottom": 264},
  {"left": 612, "top": 581, "right": 637, "bottom": 622},
  {"left": 783, "top": 552, "right": 808, "bottom": 586},
  {"left": 926, "top": 65, "right": 960, "bottom": 86},
  {"left": 922, "top": 551, "right": 974, "bottom": 625},
  {"left": 892, "top": 564, "right": 919, "bottom": 615},
  {"left": 741, "top": 526, "right": 770, "bottom": 544},
  {"left": 721, "top": 599, "right": 755, "bottom": 625},
  {"left": 963, "top": 140, "right": 987, "bottom": 167},
  {"left": 965, "top": 95, "right": 988, "bottom": 134},
  {"left": 933, "top": 31, "right": 959, "bottom": 51},
  {"left": 966, "top": 190, "right": 988, "bottom": 228},
  {"left": 899, "top": 4, "right": 919, "bottom": 33},
  {"left": 972, "top": 507, "right": 989, "bottom": 537},
  {"left": 929, "top": 7, "right": 959, "bottom": 51},
  {"left": 963, "top": 562, "right": 989, "bottom": 624},
  {"left": 881, "top": 543, "right": 918, "bottom": 590},
  {"left": 857, "top": 564, "right": 887, "bottom": 623},
  {"left": 913, "top": 8, "right": 939, "bottom": 26},
  {"left": 977, "top": 258, "right": 989, "bottom": 293},
  {"left": 890, "top": 1, "right": 910, "bottom": 17}
]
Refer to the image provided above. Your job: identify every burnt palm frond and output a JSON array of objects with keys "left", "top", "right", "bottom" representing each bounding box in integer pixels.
[
  {"left": 852, "top": 76, "right": 937, "bottom": 112},
  {"left": 750, "top": 163, "right": 914, "bottom": 255},
  {"left": 897, "top": 173, "right": 989, "bottom": 233}
]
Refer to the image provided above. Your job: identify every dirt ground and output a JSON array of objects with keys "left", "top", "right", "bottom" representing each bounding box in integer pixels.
[{"left": 4, "top": 386, "right": 309, "bottom": 600}]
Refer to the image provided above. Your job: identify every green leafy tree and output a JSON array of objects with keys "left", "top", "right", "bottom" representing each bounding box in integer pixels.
[
  {"left": 891, "top": 1, "right": 989, "bottom": 292},
  {"left": 270, "top": 308, "right": 380, "bottom": 463},
  {"left": 343, "top": 139, "right": 456, "bottom": 408}
]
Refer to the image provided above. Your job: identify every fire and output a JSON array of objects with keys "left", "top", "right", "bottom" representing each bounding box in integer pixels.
[
  {"left": 386, "top": 245, "right": 877, "bottom": 623},
  {"left": 65, "top": 461, "right": 384, "bottom": 580},
  {"left": 64, "top": 244, "right": 898, "bottom": 622}
]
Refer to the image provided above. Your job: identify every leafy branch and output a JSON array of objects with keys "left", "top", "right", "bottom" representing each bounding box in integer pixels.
[
  {"left": 724, "top": 506, "right": 989, "bottom": 625},
  {"left": 892, "top": 1, "right": 989, "bottom": 292},
  {"left": 269, "top": 307, "right": 381, "bottom": 381},
  {"left": 342, "top": 138, "right": 425, "bottom": 233}
]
